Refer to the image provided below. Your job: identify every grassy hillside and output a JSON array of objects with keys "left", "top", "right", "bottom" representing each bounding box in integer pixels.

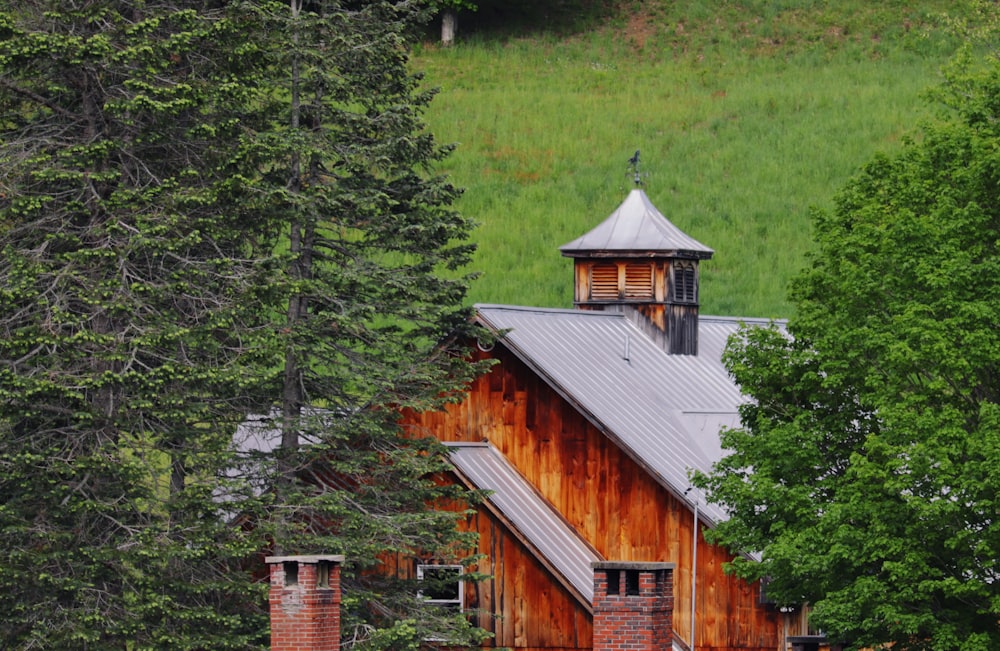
[{"left": 413, "top": 1, "right": 971, "bottom": 318}]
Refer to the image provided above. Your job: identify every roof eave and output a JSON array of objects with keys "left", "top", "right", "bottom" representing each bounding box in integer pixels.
[{"left": 559, "top": 248, "right": 715, "bottom": 260}]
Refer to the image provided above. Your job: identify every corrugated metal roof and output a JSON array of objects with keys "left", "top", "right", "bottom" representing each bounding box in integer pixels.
[
  {"left": 475, "top": 305, "right": 779, "bottom": 526},
  {"left": 559, "top": 189, "right": 714, "bottom": 259},
  {"left": 445, "top": 442, "right": 602, "bottom": 610}
]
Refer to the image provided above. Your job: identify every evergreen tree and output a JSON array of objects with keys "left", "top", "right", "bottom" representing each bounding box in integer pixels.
[
  {"left": 0, "top": 2, "right": 277, "bottom": 648},
  {"left": 0, "top": 1, "right": 489, "bottom": 649},
  {"left": 248, "top": 1, "right": 490, "bottom": 647}
]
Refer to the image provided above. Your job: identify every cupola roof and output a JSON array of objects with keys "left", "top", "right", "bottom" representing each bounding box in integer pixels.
[{"left": 559, "top": 189, "right": 714, "bottom": 259}]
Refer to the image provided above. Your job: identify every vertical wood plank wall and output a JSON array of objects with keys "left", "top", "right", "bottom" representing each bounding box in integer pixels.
[
  {"left": 402, "top": 346, "right": 792, "bottom": 651},
  {"left": 474, "top": 510, "right": 594, "bottom": 651}
]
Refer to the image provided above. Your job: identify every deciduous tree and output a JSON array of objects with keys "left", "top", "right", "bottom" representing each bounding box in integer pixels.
[{"left": 694, "top": 48, "right": 1000, "bottom": 651}]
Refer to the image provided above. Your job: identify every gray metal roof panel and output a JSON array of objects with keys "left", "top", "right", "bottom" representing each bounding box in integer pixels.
[
  {"left": 445, "top": 442, "right": 601, "bottom": 607},
  {"left": 474, "top": 306, "right": 770, "bottom": 526},
  {"left": 559, "top": 190, "right": 714, "bottom": 258}
]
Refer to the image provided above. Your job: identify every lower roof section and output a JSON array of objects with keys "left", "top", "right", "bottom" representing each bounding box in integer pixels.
[{"left": 444, "top": 442, "right": 602, "bottom": 610}]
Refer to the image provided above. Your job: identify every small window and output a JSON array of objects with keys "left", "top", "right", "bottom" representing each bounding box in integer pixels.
[
  {"left": 669, "top": 260, "right": 698, "bottom": 304},
  {"left": 417, "top": 564, "right": 463, "bottom": 612}
]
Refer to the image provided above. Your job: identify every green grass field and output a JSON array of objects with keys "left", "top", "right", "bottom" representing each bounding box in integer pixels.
[{"left": 413, "top": 1, "right": 971, "bottom": 318}]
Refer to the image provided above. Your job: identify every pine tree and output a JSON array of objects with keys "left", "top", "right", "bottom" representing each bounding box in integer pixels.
[
  {"left": 1, "top": 1, "right": 490, "bottom": 649},
  {"left": 0, "top": 3, "right": 275, "bottom": 648},
  {"left": 247, "top": 1, "right": 490, "bottom": 646}
]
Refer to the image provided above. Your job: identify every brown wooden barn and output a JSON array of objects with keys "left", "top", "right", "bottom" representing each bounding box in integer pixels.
[{"left": 401, "top": 189, "right": 821, "bottom": 651}]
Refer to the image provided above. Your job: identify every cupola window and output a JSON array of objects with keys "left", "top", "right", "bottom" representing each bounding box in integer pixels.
[
  {"left": 589, "top": 262, "right": 654, "bottom": 301},
  {"left": 669, "top": 260, "right": 698, "bottom": 304},
  {"left": 590, "top": 263, "right": 619, "bottom": 300},
  {"left": 624, "top": 264, "right": 654, "bottom": 299}
]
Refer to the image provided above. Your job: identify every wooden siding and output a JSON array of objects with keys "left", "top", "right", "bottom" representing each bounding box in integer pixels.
[
  {"left": 402, "top": 346, "right": 792, "bottom": 651},
  {"left": 472, "top": 507, "right": 593, "bottom": 651},
  {"left": 382, "top": 498, "right": 593, "bottom": 651},
  {"left": 665, "top": 304, "right": 700, "bottom": 356}
]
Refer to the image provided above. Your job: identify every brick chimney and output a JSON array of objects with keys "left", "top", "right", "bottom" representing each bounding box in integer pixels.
[
  {"left": 266, "top": 554, "right": 344, "bottom": 651},
  {"left": 592, "top": 561, "right": 675, "bottom": 651}
]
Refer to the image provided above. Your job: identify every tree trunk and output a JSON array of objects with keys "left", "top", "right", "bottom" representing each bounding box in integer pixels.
[{"left": 441, "top": 10, "right": 457, "bottom": 46}]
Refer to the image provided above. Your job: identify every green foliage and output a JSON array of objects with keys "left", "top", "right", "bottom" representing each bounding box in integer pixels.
[
  {"left": 242, "top": 2, "right": 492, "bottom": 645},
  {"left": 0, "top": 2, "right": 275, "bottom": 648},
  {"left": 694, "top": 44, "right": 1000, "bottom": 651},
  {"left": 0, "top": 0, "right": 487, "bottom": 649},
  {"left": 435, "top": 0, "right": 478, "bottom": 12}
]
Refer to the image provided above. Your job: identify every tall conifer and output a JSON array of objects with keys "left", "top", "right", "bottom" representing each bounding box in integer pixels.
[
  {"left": 254, "top": 1, "right": 489, "bottom": 646},
  {"left": 0, "top": 2, "right": 276, "bottom": 648},
  {"left": 0, "top": 1, "right": 485, "bottom": 649}
]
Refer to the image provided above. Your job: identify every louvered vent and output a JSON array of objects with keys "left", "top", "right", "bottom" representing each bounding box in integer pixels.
[
  {"left": 670, "top": 261, "right": 698, "bottom": 303},
  {"left": 590, "top": 263, "right": 619, "bottom": 300},
  {"left": 624, "top": 264, "right": 653, "bottom": 299}
]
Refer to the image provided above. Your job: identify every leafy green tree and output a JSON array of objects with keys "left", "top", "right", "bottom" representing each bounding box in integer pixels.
[
  {"left": 248, "top": 1, "right": 491, "bottom": 646},
  {"left": 0, "top": 2, "right": 276, "bottom": 649},
  {"left": 694, "top": 48, "right": 1000, "bottom": 651}
]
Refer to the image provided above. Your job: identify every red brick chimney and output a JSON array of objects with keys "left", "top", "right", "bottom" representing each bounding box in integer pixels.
[
  {"left": 266, "top": 554, "right": 344, "bottom": 651},
  {"left": 592, "top": 561, "right": 675, "bottom": 651}
]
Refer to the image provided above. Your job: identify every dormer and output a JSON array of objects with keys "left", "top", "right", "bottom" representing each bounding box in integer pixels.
[{"left": 560, "top": 189, "right": 713, "bottom": 355}]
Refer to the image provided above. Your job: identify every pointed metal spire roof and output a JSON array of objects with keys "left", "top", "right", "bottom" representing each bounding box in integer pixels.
[{"left": 560, "top": 189, "right": 714, "bottom": 259}]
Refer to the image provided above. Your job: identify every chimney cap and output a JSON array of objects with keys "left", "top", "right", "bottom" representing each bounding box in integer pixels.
[
  {"left": 265, "top": 554, "right": 345, "bottom": 565},
  {"left": 592, "top": 561, "right": 676, "bottom": 571}
]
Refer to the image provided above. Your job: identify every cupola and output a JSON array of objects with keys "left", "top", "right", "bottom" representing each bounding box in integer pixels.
[{"left": 560, "top": 189, "right": 713, "bottom": 355}]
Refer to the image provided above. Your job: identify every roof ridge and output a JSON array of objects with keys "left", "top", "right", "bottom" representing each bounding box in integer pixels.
[{"left": 475, "top": 304, "right": 781, "bottom": 325}]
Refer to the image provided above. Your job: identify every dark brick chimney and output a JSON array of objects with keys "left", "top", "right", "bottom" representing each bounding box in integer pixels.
[
  {"left": 592, "top": 561, "right": 675, "bottom": 651},
  {"left": 266, "top": 554, "right": 344, "bottom": 651}
]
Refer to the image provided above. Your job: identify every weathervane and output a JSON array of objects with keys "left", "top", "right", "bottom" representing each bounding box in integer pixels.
[{"left": 627, "top": 149, "right": 644, "bottom": 187}]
